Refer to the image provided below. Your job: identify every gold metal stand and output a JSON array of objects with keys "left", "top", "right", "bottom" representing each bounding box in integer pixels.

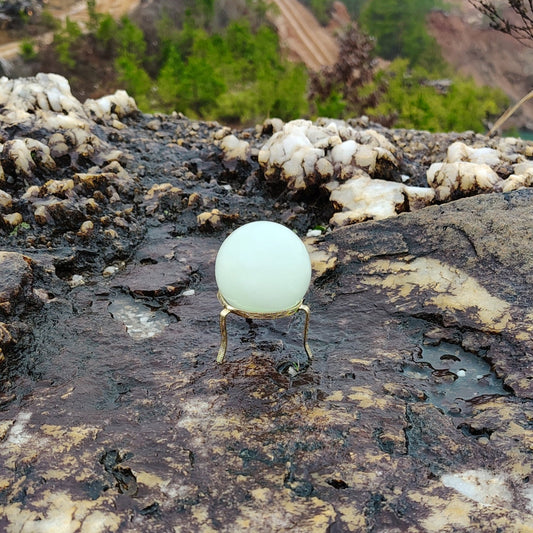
[{"left": 216, "top": 292, "right": 312, "bottom": 363}]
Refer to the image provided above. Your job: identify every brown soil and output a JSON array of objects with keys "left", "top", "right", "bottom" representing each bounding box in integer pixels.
[
  {"left": 45, "top": 0, "right": 140, "bottom": 22},
  {"left": 268, "top": 0, "right": 339, "bottom": 70},
  {"left": 427, "top": 4, "right": 533, "bottom": 130}
]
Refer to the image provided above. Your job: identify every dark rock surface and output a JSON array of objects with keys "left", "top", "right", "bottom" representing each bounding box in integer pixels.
[{"left": 0, "top": 75, "right": 532, "bottom": 532}]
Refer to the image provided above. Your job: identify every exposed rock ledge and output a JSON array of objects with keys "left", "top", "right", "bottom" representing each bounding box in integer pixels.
[{"left": 0, "top": 74, "right": 533, "bottom": 532}]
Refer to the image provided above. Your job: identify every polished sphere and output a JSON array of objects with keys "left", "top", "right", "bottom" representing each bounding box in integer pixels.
[{"left": 215, "top": 221, "right": 312, "bottom": 313}]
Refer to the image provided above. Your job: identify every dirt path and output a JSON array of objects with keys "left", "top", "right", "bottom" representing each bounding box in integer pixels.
[
  {"left": 269, "top": 0, "right": 338, "bottom": 71},
  {"left": 53, "top": 0, "right": 141, "bottom": 22},
  {"left": 0, "top": 0, "right": 141, "bottom": 60},
  {"left": 0, "top": 41, "right": 20, "bottom": 60}
]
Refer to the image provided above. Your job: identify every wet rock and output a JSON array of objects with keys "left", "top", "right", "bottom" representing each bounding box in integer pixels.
[
  {"left": 187, "top": 192, "right": 203, "bottom": 208},
  {"left": 328, "top": 174, "right": 434, "bottom": 226},
  {"left": 33, "top": 204, "right": 51, "bottom": 225},
  {"left": 103, "top": 265, "right": 119, "bottom": 277},
  {"left": 0, "top": 190, "right": 12, "bottom": 210},
  {"left": 0, "top": 252, "right": 37, "bottom": 362},
  {"left": 77, "top": 220, "right": 94, "bottom": 237},
  {"left": 446, "top": 141, "right": 504, "bottom": 166},
  {"left": 98, "top": 162, "right": 137, "bottom": 198},
  {"left": 258, "top": 119, "right": 340, "bottom": 191},
  {"left": 219, "top": 134, "right": 251, "bottom": 161},
  {"left": 0, "top": 73, "right": 84, "bottom": 124},
  {"left": 68, "top": 274, "right": 85, "bottom": 288},
  {"left": 197, "top": 208, "right": 239, "bottom": 232},
  {"left": 332, "top": 189, "right": 533, "bottom": 397},
  {"left": 0, "top": 138, "right": 56, "bottom": 179},
  {"left": 143, "top": 183, "right": 184, "bottom": 216},
  {"left": 112, "top": 259, "right": 192, "bottom": 297},
  {"left": 2, "top": 212, "right": 22, "bottom": 227},
  {"left": 258, "top": 117, "right": 285, "bottom": 135},
  {"left": 502, "top": 161, "right": 533, "bottom": 192},
  {"left": 0, "top": 322, "right": 14, "bottom": 362},
  {"left": 304, "top": 237, "right": 338, "bottom": 279},
  {"left": 0, "top": 251, "right": 33, "bottom": 317},
  {"left": 0, "top": 74, "right": 144, "bottom": 264},
  {"left": 43, "top": 178, "right": 75, "bottom": 197},
  {"left": 72, "top": 172, "right": 108, "bottom": 195},
  {"left": 1, "top": 185, "right": 531, "bottom": 531},
  {"left": 0, "top": 77, "right": 532, "bottom": 532},
  {"left": 83, "top": 90, "right": 138, "bottom": 124},
  {"left": 253, "top": 118, "right": 530, "bottom": 226},
  {"left": 426, "top": 140, "right": 533, "bottom": 201},
  {"left": 428, "top": 161, "right": 502, "bottom": 202}
]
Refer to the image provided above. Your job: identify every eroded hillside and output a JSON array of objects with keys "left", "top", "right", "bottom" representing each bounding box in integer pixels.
[{"left": 428, "top": 2, "right": 533, "bottom": 130}]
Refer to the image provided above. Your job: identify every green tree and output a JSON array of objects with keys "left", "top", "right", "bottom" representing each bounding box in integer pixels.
[
  {"left": 308, "top": 0, "right": 333, "bottom": 25},
  {"left": 157, "top": 44, "right": 186, "bottom": 107},
  {"left": 344, "top": 0, "right": 368, "bottom": 18},
  {"left": 300, "top": 0, "right": 368, "bottom": 21},
  {"left": 156, "top": 19, "right": 308, "bottom": 123},
  {"left": 114, "top": 17, "right": 153, "bottom": 108},
  {"left": 314, "top": 91, "right": 347, "bottom": 118},
  {"left": 214, "top": 22, "right": 308, "bottom": 123},
  {"left": 156, "top": 11, "right": 183, "bottom": 65},
  {"left": 156, "top": 26, "right": 225, "bottom": 117},
  {"left": 443, "top": 77, "right": 508, "bottom": 132},
  {"left": 198, "top": 0, "right": 215, "bottom": 26},
  {"left": 86, "top": 0, "right": 102, "bottom": 34},
  {"left": 116, "top": 16, "right": 147, "bottom": 58},
  {"left": 179, "top": 49, "right": 226, "bottom": 117},
  {"left": 94, "top": 13, "right": 118, "bottom": 53},
  {"left": 360, "top": 0, "right": 446, "bottom": 71},
  {"left": 115, "top": 55, "right": 152, "bottom": 109},
  {"left": 53, "top": 17, "right": 82, "bottom": 69},
  {"left": 39, "top": 9, "right": 61, "bottom": 31}
]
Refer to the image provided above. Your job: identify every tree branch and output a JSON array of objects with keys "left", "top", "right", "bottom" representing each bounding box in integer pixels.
[{"left": 468, "top": 0, "right": 533, "bottom": 46}]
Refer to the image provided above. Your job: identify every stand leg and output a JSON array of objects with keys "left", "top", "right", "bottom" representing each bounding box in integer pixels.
[
  {"left": 298, "top": 303, "right": 313, "bottom": 361},
  {"left": 217, "top": 307, "right": 231, "bottom": 364}
]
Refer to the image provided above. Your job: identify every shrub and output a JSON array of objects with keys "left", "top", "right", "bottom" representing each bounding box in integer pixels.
[
  {"left": 39, "top": 9, "right": 61, "bottom": 31},
  {"left": 363, "top": 59, "right": 508, "bottom": 132},
  {"left": 20, "top": 39, "right": 37, "bottom": 61}
]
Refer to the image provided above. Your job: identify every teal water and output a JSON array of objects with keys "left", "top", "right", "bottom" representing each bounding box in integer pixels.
[{"left": 503, "top": 129, "right": 533, "bottom": 141}]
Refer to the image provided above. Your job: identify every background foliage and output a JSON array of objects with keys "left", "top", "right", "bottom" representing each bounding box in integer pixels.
[
  {"left": 359, "top": 0, "right": 447, "bottom": 71},
  {"left": 23, "top": 0, "right": 508, "bottom": 132},
  {"left": 362, "top": 59, "right": 508, "bottom": 132}
]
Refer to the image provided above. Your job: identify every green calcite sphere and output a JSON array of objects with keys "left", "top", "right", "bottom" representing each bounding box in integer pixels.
[{"left": 215, "top": 221, "right": 312, "bottom": 313}]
